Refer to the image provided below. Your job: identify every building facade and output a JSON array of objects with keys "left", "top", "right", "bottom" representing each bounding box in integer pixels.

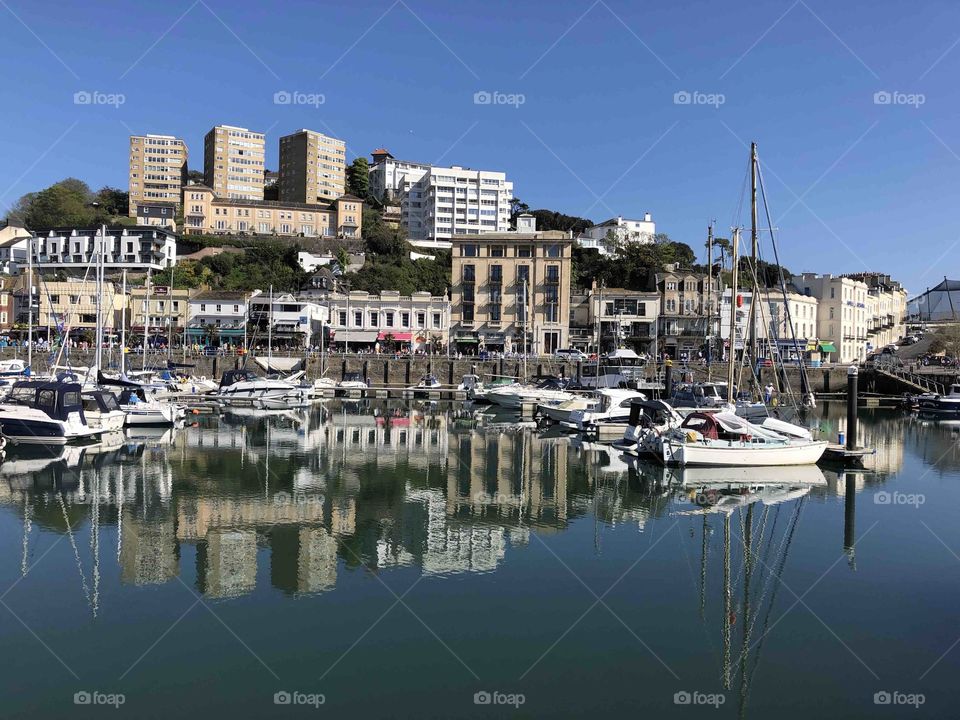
[
  {"left": 368, "top": 149, "right": 513, "bottom": 250},
  {"left": 799, "top": 273, "right": 869, "bottom": 364},
  {"left": 16, "top": 279, "right": 124, "bottom": 339},
  {"left": 278, "top": 129, "right": 346, "bottom": 204},
  {"left": 655, "top": 266, "right": 722, "bottom": 360},
  {"left": 248, "top": 293, "right": 327, "bottom": 347},
  {"left": 324, "top": 290, "right": 450, "bottom": 352},
  {"left": 31, "top": 227, "right": 176, "bottom": 272},
  {"left": 719, "top": 288, "right": 819, "bottom": 360},
  {"left": 203, "top": 125, "right": 265, "bottom": 200},
  {"left": 0, "top": 222, "right": 30, "bottom": 274},
  {"left": 450, "top": 221, "right": 573, "bottom": 354},
  {"left": 590, "top": 287, "right": 661, "bottom": 354},
  {"left": 577, "top": 214, "right": 655, "bottom": 255},
  {"left": 128, "top": 134, "right": 188, "bottom": 217},
  {"left": 845, "top": 273, "right": 908, "bottom": 353},
  {"left": 187, "top": 290, "right": 257, "bottom": 345},
  {"left": 129, "top": 285, "right": 191, "bottom": 342},
  {"left": 182, "top": 185, "right": 362, "bottom": 238}
]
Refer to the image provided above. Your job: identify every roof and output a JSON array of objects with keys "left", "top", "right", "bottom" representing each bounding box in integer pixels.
[
  {"left": 455, "top": 230, "right": 572, "bottom": 242},
  {"left": 929, "top": 279, "right": 960, "bottom": 292},
  {"left": 191, "top": 290, "right": 250, "bottom": 302},
  {"left": 211, "top": 197, "right": 338, "bottom": 212}
]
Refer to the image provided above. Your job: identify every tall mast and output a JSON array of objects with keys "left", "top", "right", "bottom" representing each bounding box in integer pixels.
[
  {"left": 167, "top": 262, "right": 174, "bottom": 362},
  {"left": 706, "top": 223, "right": 713, "bottom": 381},
  {"left": 749, "top": 142, "right": 759, "bottom": 371},
  {"left": 142, "top": 268, "right": 151, "bottom": 372},
  {"left": 726, "top": 228, "right": 740, "bottom": 404},
  {"left": 95, "top": 225, "right": 105, "bottom": 371},
  {"left": 26, "top": 234, "right": 33, "bottom": 370},
  {"left": 268, "top": 285, "right": 273, "bottom": 370},
  {"left": 120, "top": 269, "right": 127, "bottom": 375}
]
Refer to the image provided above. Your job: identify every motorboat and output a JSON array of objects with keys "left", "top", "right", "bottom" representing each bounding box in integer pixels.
[
  {"left": 0, "top": 358, "right": 28, "bottom": 377},
  {"left": 337, "top": 372, "right": 369, "bottom": 391},
  {"left": 485, "top": 376, "right": 576, "bottom": 410},
  {"left": 654, "top": 411, "right": 827, "bottom": 467},
  {"left": 611, "top": 399, "right": 684, "bottom": 456},
  {"left": 670, "top": 382, "right": 729, "bottom": 410},
  {"left": 916, "top": 384, "right": 960, "bottom": 415},
  {"left": 80, "top": 390, "right": 127, "bottom": 432},
  {"left": 217, "top": 368, "right": 310, "bottom": 405},
  {"left": 577, "top": 348, "right": 648, "bottom": 388},
  {"left": 569, "top": 388, "right": 647, "bottom": 431},
  {"left": 410, "top": 374, "right": 442, "bottom": 396},
  {"left": 538, "top": 394, "right": 600, "bottom": 424},
  {"left": 255, "top": 393, "right": 310, "bottom": 410},
  {"left": 0, "top": 379, "right": 102, "bottom": 445},
  {"left": 117, "top": 388, "right": 184, "bottom": 426},
  {"left": 458, "top": 374, "right": 516, "bottom": 402}
]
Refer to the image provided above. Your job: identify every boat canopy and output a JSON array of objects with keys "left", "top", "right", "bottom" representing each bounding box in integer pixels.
[
  {"left": 219, "top": 369, "right": 261, "bottom": 388},
  {"left": 603, "top": 348, "right": 641, "bottom": 360},
  {"left": 8, "top": 380, "right": 86, "bottom": 422}
]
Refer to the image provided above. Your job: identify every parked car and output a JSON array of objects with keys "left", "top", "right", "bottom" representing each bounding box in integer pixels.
[
  {"left": 921, "top": 354, "right": 958, "bottom": 367},
  {"left": 555, "top": 348, "right": 587, "bottom": 361},
  {"left": 881, "top": 345, "right": 898, "bottom": 354},
  {"left": 901, "top": 336, "right": 918, "bottom": 345}
]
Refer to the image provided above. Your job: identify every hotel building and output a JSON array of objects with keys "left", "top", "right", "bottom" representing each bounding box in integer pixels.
[
  {"left": 799, "top": 273, "right": 870, "bottom": 364},
  {"left": 203, "top": 125, "right": 266, "bottom": 200},
  {"left": 449, "top": 215, "right": 573, "bottom": 354},
  {"left": 128, "top": 134, "right": 188, "bottom": 217},
  {"left": 323, "top": 290, "right": 450, "bottom": 351},
  {"left": 278, "top": 129, "right": 346, "bottom": 203}
]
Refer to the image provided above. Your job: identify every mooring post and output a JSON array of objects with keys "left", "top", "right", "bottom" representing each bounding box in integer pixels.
[
  {"left": 846, "top": 365, "right": 858, "bottom": 451},
  {"left": 663, "top": 358, "right": 673, "bottom": 401}
]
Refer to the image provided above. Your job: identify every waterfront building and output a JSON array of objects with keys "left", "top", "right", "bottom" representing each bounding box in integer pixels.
[
  {"left": 449, "top": 216, "right": 574, "bottom": 354},
  {"left": 186, "top": 289, "right": 258, "bottom": 346},
  {"left": 0, "top": 221, "right": 30, "bottom": 274},
  {"left": 577, "top": 213, "right": 655, "bottom": 255},
  {"left": 798, "top": 273, "right": 869, "bottom": 364},
  {"left": 368, "top": 148, "right": 513, "bottom": 250},
  {"left": 845, "top": 273, "right": 908, "bottom": 351},
  {"left": 654, "top": 264, "right": 722, "bottom": 360},
  {"left": 30, "top": 226, "right": 176, "bottom": 272},
  {"left": 323, "top": 290, "right": 450, "bottom": 352},
  {"left": 128, "top": 284, "right": 192, "bottom": 343},
  {"left": 182, "top": 184, "right": 362, "bottom": 238},
  {"left": 248, "top": 292, "right": 328, "bottom": 347},
  {"left": 718, "top": 287, "right": 819, "bottom": 360},
  {"left": 0, "top": 278, "right": 15, "bottom": 333},
  {"left": 128, "top": 134, "right": 188, "bottom": 217},
  {"left": 14, "top": 278, "right": 125, "bottom": 339},
  {"left": 590, "top": 286, "right": 661, "bottom": 354},
  {"left": 203, "top": 125, "right": 266, "bottom": 200},
  {"left": 278, "top": 129, "right": 346, "bottom": 203}
]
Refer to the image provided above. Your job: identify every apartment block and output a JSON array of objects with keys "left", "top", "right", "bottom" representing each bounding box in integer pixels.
[
  {"left": 845, "top": 273, "right": 908, "bottom": 352},
  {"left": 323, "top": 290, "right": 450, "bottom": 352},
  {"left": 450, "top": 215, "right": 573, "bottom": 354},
  {"left": 128, "top": 134, "right": 188, "bottom": 216},
  {"left": 203, "top": 125, "right": 265, "bottom": 200},
  {"left": 655, "top": 264, "right": 722, "bottom": 360},
  {"left": 278, "top": 129, "right": 346, "bottom": 203},
  {"left": 799, "top": 273, "right": 869, "bottom": 364},
  {"left": 30, "top": 226, "right": 176, "bottom": 272},
  {"left": 368, "top": 149, "right": 513, "bottom": 250},
  {"left": 182, "top": 185, "right": 362, "bottom": 238},
  {"left": 128, "top": 285, "right": 192, "bottom": 339},
  {"left": 14, "top": 278, "right": 125, "bottom": 337}
]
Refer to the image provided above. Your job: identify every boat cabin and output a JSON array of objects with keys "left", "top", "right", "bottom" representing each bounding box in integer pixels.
[
  {"left": 219, "top": 369, "right": 260, "bottom": 388},
  {"left": 81, "top": 390, "right": 122, "bottom": 414},
  {"left": 7, "top": 380, "right": 86, "bottom": 422}
]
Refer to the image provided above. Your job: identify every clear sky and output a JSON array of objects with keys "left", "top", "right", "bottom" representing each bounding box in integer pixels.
[{"left": 1, "top": 0, "right": 958, "bottom": 294}]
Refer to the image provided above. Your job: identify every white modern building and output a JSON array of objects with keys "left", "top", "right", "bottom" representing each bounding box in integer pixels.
[
  {"left": 368, "top": 149, "right": 513, "bottom": 250},
  {"left": 719, "top": 288, "right": 819, "bottom": 359},
  {"left": 577, "top": 214, "right": 655, "bottom": 255},
  {"left": 248, "top": 292, "right": 328, "bottom": 347},
  {"left": 798, "top": 273, "right": 869, "bottom": 364},
  {"left": 187, "top": 289, "right": 260, "bottom": 345},
  {"left": 0, "top": 222, "right": 30, "bottom": 274},
  {"left": 30, "top": 226, "right": 177, "bottom": 271}
]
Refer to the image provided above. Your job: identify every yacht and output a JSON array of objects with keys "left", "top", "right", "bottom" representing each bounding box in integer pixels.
[
  {"left": 578, "top": 348, "right": 648, "bottom": 388},
  {"left": 611, "top": 399, "right": 684, "bottom": 456},
  {"left": 916, "top": 384, "right": 960, "bottom": 415},
  {"left": 458, "top": 374, "right": 516, "bottom": 402},
  {"left": 485, "top": 377, "right": 576, "bottom": 410},
  {"left": 568, "top": 388, "right": 647, "bottom": 431},
  {"left": 410, "top": 375, "right": 442, "bottom": 396},
  {"left": 80, "top": 390, "right": 127, "bottom": 432},
  {"left": 117, "top": 388, "right": 184, "bottom": 426},
  {"left": 337, "top": 372, "right": 369, "bottom": 391},
  {"left": 653, "top": 411, "right": 827, "bottom": 467},
  {"left": 538, "top": 394, "right": 600, "bottom": 424},
  {"left": 0, "top": 379, "right": 102, "bottom": 445},
  {"left": 218, "top": 368, "right": 310, "bottom": 405}
]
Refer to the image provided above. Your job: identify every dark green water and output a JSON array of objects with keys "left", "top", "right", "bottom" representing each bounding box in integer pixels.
[{"left": 0, "top": 401, "right": 957, "bottom": 718}]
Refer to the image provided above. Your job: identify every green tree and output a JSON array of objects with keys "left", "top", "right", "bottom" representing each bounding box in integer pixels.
[
  {"left": 346, "top": 157, "right": 370, "bottom": 199},
  {"left": 14, "top": 178, "right": 97, "bottom": 227},
  {"left": 93, "top": 186, "right": 129, "bottom": 217},
  {"left": 363, "top": 207, "right": 407, "bottom": 257},
  {"left": 335, "top": 246, "right": 350, "bottom": 273},
  {"left": 509, "top": 196, "right": 530, "bottom": 222}
]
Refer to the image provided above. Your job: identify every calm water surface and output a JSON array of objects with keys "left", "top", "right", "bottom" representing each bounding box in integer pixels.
[{"left": 1, "top": 401, "right": 958, "bottom": 718}]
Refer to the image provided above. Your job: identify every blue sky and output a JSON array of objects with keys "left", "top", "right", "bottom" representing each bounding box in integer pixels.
[{"left": 1, "top": 0, "right": 958, "bottom": 294}]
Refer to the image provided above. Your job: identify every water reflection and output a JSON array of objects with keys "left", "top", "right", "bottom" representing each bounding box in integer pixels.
[{"left": 0, "top": 401, "right": 922, "bottom": 609}]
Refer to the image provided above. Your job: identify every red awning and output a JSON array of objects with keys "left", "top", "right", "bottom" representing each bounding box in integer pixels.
[{"left": 378, "top": 331, "right": 412, "bottom": 341}]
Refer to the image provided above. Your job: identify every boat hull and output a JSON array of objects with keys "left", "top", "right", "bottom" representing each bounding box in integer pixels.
[{"left": 662, "top": 439, "right": 828, "bottom": 467}]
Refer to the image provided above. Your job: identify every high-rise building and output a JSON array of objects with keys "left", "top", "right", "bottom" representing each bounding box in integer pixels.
[
  {"left": 128, "top": 134, "right": 187, "bottom": 217},
  {"left": 368, "top": 149, "right": 514, "bottom": 250},
  {"left": 203, "top": 125, "right": 265, "bottom": 200},
  {"left": 278, "top": 129, "right": 346, "bottom": 203}
]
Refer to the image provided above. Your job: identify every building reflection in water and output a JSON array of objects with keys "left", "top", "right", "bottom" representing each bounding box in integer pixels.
[{"left": 0, "top": 401, "right": 922, "bottom": 609}]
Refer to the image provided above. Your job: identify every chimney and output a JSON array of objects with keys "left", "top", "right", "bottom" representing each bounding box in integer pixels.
[{"left": 644, "top": 212, "right": 652, "bottom": 222}]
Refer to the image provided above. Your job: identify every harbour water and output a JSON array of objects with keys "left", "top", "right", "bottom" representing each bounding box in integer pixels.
[{"left": 0, "top": 401, "right": 957, "bottom": 718}]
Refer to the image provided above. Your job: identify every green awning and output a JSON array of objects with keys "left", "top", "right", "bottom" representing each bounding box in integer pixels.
[{"left": 819, "top": 342, "right": 837, "bottom": 353}]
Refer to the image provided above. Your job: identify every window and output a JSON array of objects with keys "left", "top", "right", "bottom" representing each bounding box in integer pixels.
[
  {"left": 401, "top": 311, "right": 410, "bottom": 327},
  {"left": 354, "top": 311, "right": 362, "bottom": 326},
  {"left": 546, "top": 244, "right": 561, "bottom": 258},
  {"left": 369, "top": 311, "right": 378, "bottom": 327},
  {"left": 339, "top": 311, "right": 347, "bottom": 326},
  {"left": 417, "top": 312, "right": 426, "bottom": 328},
  {"left": 462, "top": 264, "right": 475, "bottom": 282},
  {"left": 545, "top": 265, "right": 560, "bottom": 322},
  {"left": 490, "top": 245, "right": 505, "bottom": 257},
  {"left": 432, "top": 312, "right": 441, "bottom": 328},
  {"left": 386, "top": 311, "right": 395, "bottom": 327},
  {"left": 461, "top": 244, "right": 478, "bottom": 257},
  {"left": 516, "top": 245, "right": 532, "bottom": 258}
]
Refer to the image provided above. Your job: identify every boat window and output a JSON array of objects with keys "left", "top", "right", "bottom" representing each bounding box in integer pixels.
[
  {"left": 62, "top": 391, "right": 81, "bottom": 407},
  {"left": 102, "top": 394, "right": 121, "bottom": 411},
  {"left": 37, "top": 389, "right": 56, "bottom": 408},
  {"left": 82, "top": 398, "right": 99, "bottom": 411},
  {"left": 9, "top": 387, "right": 34, "bottom": 404}
]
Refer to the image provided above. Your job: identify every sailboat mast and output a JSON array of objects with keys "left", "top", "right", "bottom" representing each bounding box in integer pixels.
[
  {"left": 706, "top": 223, "right": 713, "bottom": 382},
  {"left": 95, "top": 224, "right": 105, "bottom": 371},
  {"left": 143, "top": 267, "right": 151, "bottom": 372},
  {"left": 749, "top": 142, "right": 759, "bottom": 370},
  {"left": 27, "top": 234, "right": 33, "bottom": 370},
  {"left": 268, "top": 285, "right": 273, "bottom": 369},
  {"left": 726, "top": 229, "right": 740, "bottom": 404},
  {"left": 120, "top": 269, "right": 127, "bottom": 375}
]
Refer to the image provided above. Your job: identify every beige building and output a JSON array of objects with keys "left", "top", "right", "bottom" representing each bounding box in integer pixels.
[
  {"left": 845, "top": 273, "right": 908, "bottom": 353},
  {"left": 278, "top": 129, "right": 346, "bottom": 204},
  {"left": 20, "top": 279, "right": 125, "bottom": 338},
  {"left": 450, "top": 215, "right": 573, "bottom": 354},
  {"left": 182, "top": 185, "right": 362, "bottom": 238},
  {"left": 128, "top": 285, "right": 191, "bottom": 340},
  {"left": 719, "top": 288, "right": 819, "bottom": 360},
  {"left": 655, "top": 265, "right": 722, "bottom": 359},
  {"left": 128, "top": 134, "right": 188, "bottom": 216},
  {"left": 799, "top": 273, "right": 869, "bottom": 363},
  {"left": 203, "top": 125, "right": 265, "bottom": 200}
]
